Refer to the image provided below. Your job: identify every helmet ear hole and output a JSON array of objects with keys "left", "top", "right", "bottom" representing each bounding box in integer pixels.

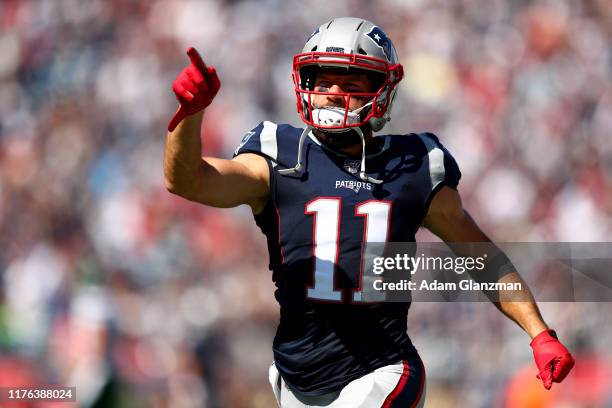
[{"left": 299, "top": 66, "right": 318, "bottom": 91}]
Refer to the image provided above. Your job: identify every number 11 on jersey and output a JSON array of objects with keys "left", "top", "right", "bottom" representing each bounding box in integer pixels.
[{"left": 305, "top": 198, "right": 391, "bottom": 302}]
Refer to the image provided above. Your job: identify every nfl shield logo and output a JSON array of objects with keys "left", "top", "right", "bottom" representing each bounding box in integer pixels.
[{"left": 343, "top": 159, "right": 360, "bottom": 174}]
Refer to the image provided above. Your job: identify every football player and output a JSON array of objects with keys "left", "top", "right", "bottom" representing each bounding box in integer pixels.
[{"left": 164, "top": 17, "right": 574, "bottom": 408}]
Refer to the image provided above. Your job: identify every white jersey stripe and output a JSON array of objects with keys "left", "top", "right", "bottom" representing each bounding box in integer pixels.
[
  {"left": 260, "top": 121, "right": 278, "bottom": 162},
  {"left": 418, "top": 134, "right": 445, "bottom": 190}
]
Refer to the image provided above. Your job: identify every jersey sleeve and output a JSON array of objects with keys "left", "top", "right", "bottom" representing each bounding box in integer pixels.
[
  {"left": 417, "top": 132, "right": 462, "bottom": 191},
  {"left": 232, "top": 121, "right": 280, "bottom": 221},
  {"left": 233, "top": 121, "right": 280, "bottom": 164}
]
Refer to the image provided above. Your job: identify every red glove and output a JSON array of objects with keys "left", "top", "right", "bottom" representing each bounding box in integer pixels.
[
  {"left": 530, "top": 329, "right": 575, "bottom": 389},
  {"left": 168, "top": 47, "right": 221, "bottom": 132}
]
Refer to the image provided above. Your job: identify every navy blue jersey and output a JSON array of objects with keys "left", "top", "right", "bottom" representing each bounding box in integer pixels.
[{"left": 234, "top": 121, "right": 461, "bottom": 396}]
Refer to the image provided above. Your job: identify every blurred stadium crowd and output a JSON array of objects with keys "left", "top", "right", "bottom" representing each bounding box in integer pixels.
[{"left": 1, "top": 0, "right": 611, "bottom": 407}]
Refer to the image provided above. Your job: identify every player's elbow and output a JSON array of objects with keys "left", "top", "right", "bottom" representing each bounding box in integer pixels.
[
  {"left": 165, "top": 177, "right": 218, "bottom": 205},
  {"left": 164, "top": 172, "right": 179, "bottom": 193},
  {"left": 165, "top": 185, "right": 203, "bottom": 205},
  {"left": 165, "top": 181, "right": 181, "bottom": 195},
  {"left": 164, "top": 177, "right": 193, "bottom": 200},
  {"left": 164, "top": 166, "right": 193, "bottom": 195}
]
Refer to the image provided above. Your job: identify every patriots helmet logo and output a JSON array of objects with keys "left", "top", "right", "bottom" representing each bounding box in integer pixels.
[{"left": 365, "top": 26, "right": 393, "bottom": 61}]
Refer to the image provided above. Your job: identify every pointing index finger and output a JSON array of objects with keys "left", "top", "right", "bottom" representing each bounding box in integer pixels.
[{"left": 186, "top": 47, "right": 207, "bottom": 73}]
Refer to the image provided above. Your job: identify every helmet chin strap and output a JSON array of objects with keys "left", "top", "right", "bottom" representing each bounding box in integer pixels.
[
  {"left": 278, "top": 123, "right": 383, "bottom": 185},
  {"left": 278, "top": 125, "right": 312, "bottom": 177},
  {"left": 354, "top": 126, "right": 383, "bottom": 184}
]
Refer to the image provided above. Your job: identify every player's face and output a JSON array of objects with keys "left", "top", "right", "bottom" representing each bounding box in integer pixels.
[{"left": 313, "top": 70, "right": 373, "bottom": 111}]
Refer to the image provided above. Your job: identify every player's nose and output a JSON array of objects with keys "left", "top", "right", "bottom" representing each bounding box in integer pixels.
[
  {"left": 325, "top": 84, "right": 347, "bottom": 105},
  {"left": 328, "top": 84, "right": 344, "bottom": 93}
]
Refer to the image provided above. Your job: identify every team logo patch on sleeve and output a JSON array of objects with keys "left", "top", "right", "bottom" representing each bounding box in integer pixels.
[
  {"left": 365, "top": 26, "right": 393, "bottom": 61},
  {"left": 234, "top": 131, "right": 255, "bottom": 155}
]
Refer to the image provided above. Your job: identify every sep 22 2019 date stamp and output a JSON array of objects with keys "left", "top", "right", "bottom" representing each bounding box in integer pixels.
[{"left": 0, "top": 387, "right": 76, "bottom": 402}]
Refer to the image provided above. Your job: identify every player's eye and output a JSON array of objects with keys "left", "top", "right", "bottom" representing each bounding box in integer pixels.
[
  {"left": 343, "top": 81, "right": 371, "bottom": 93},
  {"left": 315, "top": 81, "right": 332, "bottom": 92},
  {"left": 344, "top": 86, "right": 362, "bottom": 93}
]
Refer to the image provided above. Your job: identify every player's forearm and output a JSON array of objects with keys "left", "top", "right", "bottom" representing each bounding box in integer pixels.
[
  {"left": 492, "top": 271, "right": 549, "bottom": 338},
  {"left": 473, "top": 253, "right": 550, "bottom": 338},
  {"left": 463, "top": 249, "right": 549, "bottom": 338},
  {"left": 164, "top": 111, "right": 205, "bottom": 194}
]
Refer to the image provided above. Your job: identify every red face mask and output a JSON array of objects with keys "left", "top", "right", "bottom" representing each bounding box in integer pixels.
[{"left": 293, "top": 52, "right": 404, "bottom": 131}]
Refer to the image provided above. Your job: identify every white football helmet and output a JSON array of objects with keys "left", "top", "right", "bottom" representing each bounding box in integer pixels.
[
  {"left": 280, "top": 18, "right": 404, "bottom": 184},
  {"left": 293, "top": 17, "right": 404, "bottom": 133}
]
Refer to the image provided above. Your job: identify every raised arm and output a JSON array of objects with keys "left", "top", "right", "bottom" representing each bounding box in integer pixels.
[
  {"left": 163, "top": 48, "right": 269, "bottom": 213},
  {"left": 424, "top": 186, "right": 574, "bottom": 389}
]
